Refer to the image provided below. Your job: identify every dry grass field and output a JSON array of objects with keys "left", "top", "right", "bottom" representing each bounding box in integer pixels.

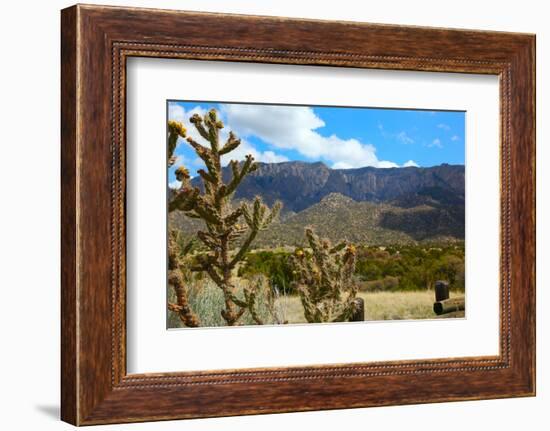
[
  {"left": 168, "top": 279, "right": 462, "bottom": 328},
  {"left": 275, "top": 290, "right": 438, "bottom": 324}
]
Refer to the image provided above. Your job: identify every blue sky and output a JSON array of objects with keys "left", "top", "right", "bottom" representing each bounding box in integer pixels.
[{"left": 167, "top": 101, "right": 464, "bottom": 186}]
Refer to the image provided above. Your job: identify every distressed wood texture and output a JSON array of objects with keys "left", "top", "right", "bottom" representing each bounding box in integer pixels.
[{"left": 61, "top": 4, "right": 535, "bottom": 426}]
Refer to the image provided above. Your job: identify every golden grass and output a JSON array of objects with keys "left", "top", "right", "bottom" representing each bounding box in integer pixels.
[
  {"left": 358, "top": 290, "right": 435, "bottom": 321},
  {"left": 168, "top": 281, "right": 463, "bottom": 328},
  {"left": 277, "top": 290, "right": 460, "bottom": 323}
]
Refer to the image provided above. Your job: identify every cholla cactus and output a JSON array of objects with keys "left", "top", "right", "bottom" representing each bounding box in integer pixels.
[
  {"left": 167, "top": 230, "right": 200, "bottom": 327},
  {"left": 291, "top": 228, "right": 359, "bottom": 323},
  {"left": 168, "top": 109, "right": 281, "bottom": 326},
  {"left": 166, "top": 121, "right": 201, "bottom": 327}
]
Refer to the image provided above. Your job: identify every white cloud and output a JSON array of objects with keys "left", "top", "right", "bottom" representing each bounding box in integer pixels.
[
  {"left": 451, "top": 135, "right": 460, "bottom": 141},
  {"left": 170, "top": 103, "right": 420, "bottom": 170},
  {"left": 396, "top": 131, "right": 414, "bottom": 145},
  {"left": 172, "top": 155, "right": 185, "bottom": 166},
  {"left": 168, "top": 104, "right": 185, "bottom": 123},
  {"left": 379, "top": 123, "right": 414, "bottom": 145},
  {"left": 334, "top": 159, "right": 418, "bottom": 169},
  {"left": 332, "top": 161, "right": 353, "bottom": 169},
  {"left": 222, "top": 104, "right": 397, "bottom": 169},
  {"left": 261, "top": 151, "right": 289, "bottom": 163},
  {"left": 428, "top": 138, "right": 443, "bottom": 148},
  {"left": 168, "top": 103, "right": 289, "bottom": 169},
  {"left": 437, "top": 123, "right": 451, "bottom": 131},
  {"left": 168, "top": 180, "right": 182, "bottom": 189},
  {"left": 377, "top": 161, "right": 400, "bottom": 168},
  {"left": 220, "top": 139, "right": 289, "bottom": 166}
]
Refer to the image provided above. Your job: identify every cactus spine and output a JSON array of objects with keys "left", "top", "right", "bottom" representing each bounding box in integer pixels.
[
  {"left": 168, "top": 109, "right": 281, "bottom": 326},
  {"left": 291, "top": 228, "right": 359, "bottom": 323}
]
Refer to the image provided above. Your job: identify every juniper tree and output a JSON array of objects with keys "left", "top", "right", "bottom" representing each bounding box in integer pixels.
[
  {"left": 291, "top": 228, "right": 359, "bottom": 323},
  {"left": 168, "top": 109, "right": 281, "bottom": 326}
]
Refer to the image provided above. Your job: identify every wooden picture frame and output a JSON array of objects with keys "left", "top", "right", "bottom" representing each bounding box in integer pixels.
[{"left": 61, "top": 4, "right": 535, "bottom": 425}]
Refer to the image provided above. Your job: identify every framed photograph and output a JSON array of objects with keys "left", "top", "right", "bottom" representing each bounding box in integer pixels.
[{"left": 61, "top": 4, "right": 535, "bottom": 425}]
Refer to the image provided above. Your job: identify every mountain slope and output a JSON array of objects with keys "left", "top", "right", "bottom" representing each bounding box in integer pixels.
[
  {"left": 256, "top": 193, "right": 463, "bottom": 247},
  {"left": 173, "top": 161, "right": 465, "bottom": 246},
  {"left": 191, "top": 161, "right": 465, "bottom": 213}
]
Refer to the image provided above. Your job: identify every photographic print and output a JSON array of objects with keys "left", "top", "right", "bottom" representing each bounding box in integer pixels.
[
  {"left": 167, "top": 101, "right": 466, "bottom": 329},
  {"left": 60, "top": 7, "right": 535, "bottom": 422}
]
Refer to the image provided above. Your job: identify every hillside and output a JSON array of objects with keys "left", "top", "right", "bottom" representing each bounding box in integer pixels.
[
  {"left": 191, "top": 161, "right": 465, "bottom": 213},
  {"left": 257, "top": 193, "right": 463, "bottom": 247},
  {"left": 171, "top": 161, "right": 465, "bottom": 247}
]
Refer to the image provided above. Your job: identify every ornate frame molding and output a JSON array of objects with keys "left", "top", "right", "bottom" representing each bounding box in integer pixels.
[{"left": 61, "top": 5, "right": 535, "bottom": 425}]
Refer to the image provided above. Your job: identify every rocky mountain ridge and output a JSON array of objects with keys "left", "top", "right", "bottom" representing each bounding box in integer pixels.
[{"left": 172, "top": 161, "right": 465, "bottom": 246}]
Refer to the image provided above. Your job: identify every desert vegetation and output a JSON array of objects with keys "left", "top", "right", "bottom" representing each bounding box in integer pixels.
[
  {"left": 167, "top": 109, "right": 465, "bottom": 328},
  {"left": 239, "top": 243, "right": 465, "bottom": 294},
  {"left": 291, "top": 228, "right": 359, "bottom": 323},
  {"left": 167, "top": 110, "right": 280, "bottom": 327}
]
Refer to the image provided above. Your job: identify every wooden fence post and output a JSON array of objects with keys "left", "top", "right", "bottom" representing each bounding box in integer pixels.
[
  {"left": 435, "top": 280, "right": 449, "bottom": 302},
  {"left": 350, "top": 297, "right": 365, "bottom": 321},
  {"left": 433, "top": 297, "right": 465, "bottom": 315}
]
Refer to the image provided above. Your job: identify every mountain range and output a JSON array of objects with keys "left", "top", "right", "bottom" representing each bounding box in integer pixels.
[{"left": 170, "top": 161, "right": 465, "bottom": 247}]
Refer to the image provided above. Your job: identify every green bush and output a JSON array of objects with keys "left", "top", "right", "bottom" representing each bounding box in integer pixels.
[
  {"left": 239, "top": 251, "right": 295, "bottom": 293},
  {"left": 354, "top": 244, "right": 465, "bottom": 291},
  {"left": 239, "top": 243, "right": 465, "bottom": 293}
]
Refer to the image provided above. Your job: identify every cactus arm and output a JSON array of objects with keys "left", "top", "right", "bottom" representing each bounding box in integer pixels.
[
  {"left": 168, "top": 133, "right": 179, "bottom": 166},
  {"left": 197, "top": 168, "right": 217, "bottom": 185},
  {"left": 224, "top": 156, "right": 258, "bottom": 198},
  {"left": 224, "top": 207, "right": 244, "bottom": 226},
  {"left": 219, "top": 132, "right": 241, "bottom": 155},
  {"left": 229, "top": 199, "right": 281, "bottom": 270},
  {"left": 167, "top": 230, "right": 200, "bottom": 327},
  {"left": 229, "top": 229, "right": 259, "bottom": 271},
  {"left": 243, "top": 284, "right": 264, "bottom": 325},
  {"left": 186, "top": 136, "right": 219, "bottom": 178},
  {"left": 189, "top": 113, "right": 211, "bottom": 142},
  {"left": 167, "top": 120, "right": 186, "bottom": 166},
  {"left": 168, "top": 187, "right": 200, "bottom": 213}
]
